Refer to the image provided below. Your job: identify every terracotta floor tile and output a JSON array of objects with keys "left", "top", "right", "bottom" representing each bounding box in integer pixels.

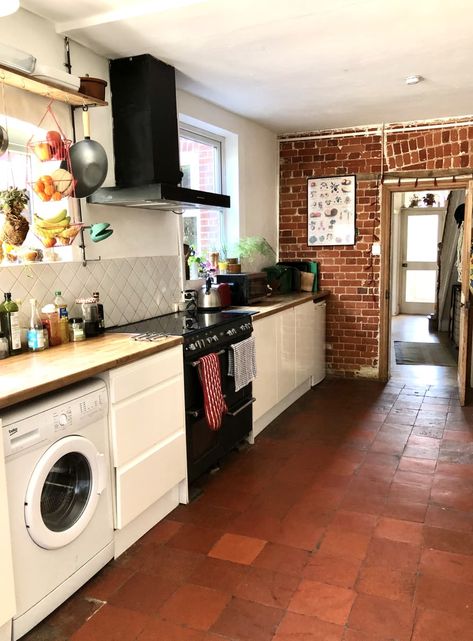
[
  {"left": 347, "top": 593, "right": 414, "bottom": 641},
  {"left": 329, "top": 510, "right": 378, "bottom": 535},
  {"left": 131, "top": 543, "right": 204, "bottom": 581},
  {"left": 188, "top": 556, "right": 249, "bottom": 593},
  {"left": 252, "top": 542, "right": 310, "bottom": 577},
  {"left": 364, "top": 537, "right": 420, "bottom": 572},
  {"left": 166, "top": 523, "right": 223, "bottom": 554},
  {"left": 108, "top": 571, "right": 179, "bottom": 615},
  {"left": 374, "top": 517, "right": 423, "bottom": 545},
  {"left": 303, "top": 551, "right": 362, "bottom": 588},
  {"left": 82, "top": 562, "right": 135, "bottom": 601},
  {"left": 273, "top": 612, "right": 344, "bottom": 641},
  {"left": 269, "top": 515, "right": 326, "bottom": 551},
  {"left": 415, "top": 573, "right": 473, "bottom": 617},
  {"left": 319, "top": 528, "right": 371, "bottom": 561},
  {"left": 159, "top": 583, "right": 231, "bottom": 631},
  {"left": 137, "top": 618, "right": 206, "bottom": 641},
  {"left": 423, "top": 525, "right": 473, "bottom": 555},
  {"left": 425, "top": 504, "right": 473, "bottom": 532},
  {"left": 139, "top": 518, "right": 183, "bottom": 545},
  {"left": 420, "top": 548, "right": 473, "bottom": 586},
  {"left": 356, "top": 564, "right": 416, "bottom": 602},
  {"left": 398, "top": 456, "right": 437, "bottom": 474},
  {"left": 382, "top": 498, "right": 427, "bottom": 523},
  {"left": 71, "top": 605, "right": 150, "bottom": 641},
  {"left": 234, "top": 566, "right": 300, "bottom": 609},
  {"left": 288, "top": 578, "right": 356, "bottom": 625},
  {"left": 211, "top": 596, "right": 284, "bottom": 641},
  {"left": 412, "top": 608, "right": 473, "bottom": 641},
  {"left": 209, "top": 532, "right": 267, "bottom": 565}
]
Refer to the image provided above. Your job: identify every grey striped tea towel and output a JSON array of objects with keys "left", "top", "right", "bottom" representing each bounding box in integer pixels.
[{"left": 228, "top": 336, "right": 257, "bottom": 392}]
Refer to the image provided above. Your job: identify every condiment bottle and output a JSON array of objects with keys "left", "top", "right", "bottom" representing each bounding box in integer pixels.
[
  {"left": 54, "top": 290, "right": 69, "bottom": 344},
  {"left": 92, "top": 292, "right": 105, "bottom": 332},
  {"left": 68, "top": 317, "right": 85, "bottom": 342},
  {"left": 27, "top": 298, "right": 46, "bottom": 352},
  {"left": 0, "top": 292, "right": 22, "bottom": 355}
]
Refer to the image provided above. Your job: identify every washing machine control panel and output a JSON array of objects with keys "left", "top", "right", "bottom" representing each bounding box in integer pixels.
[{"left": 54, "top": 407, "right": 72, "bottom": 432}]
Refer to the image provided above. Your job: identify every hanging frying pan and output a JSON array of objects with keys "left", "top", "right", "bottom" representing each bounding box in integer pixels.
[
  {"left": 69, "top": 107, "right": 108, "bottom": 198},
  {"left": 0, "top": 125, "right": 8, "bottom": 156}
]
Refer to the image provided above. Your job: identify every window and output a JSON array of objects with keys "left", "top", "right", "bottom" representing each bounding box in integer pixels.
[{"left": 179, "top": 126, "right": 225, "bottom": 257}]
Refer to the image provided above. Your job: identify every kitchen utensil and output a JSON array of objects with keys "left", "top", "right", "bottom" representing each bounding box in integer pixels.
[
  {"left": 217, "top": 283, "right": 232, "bottom": 308},
  {"left": 197, "top": 277, "right": 222, "bottom": 312},
  {"left": 0, "top": 124, "right": 8, "bottom": 156},
  {"left": 69, "top": 107, "right": 108, "bottom": 198},
  {"left": 79, "top": 75, "right": 107, "bottom": 101},
  {"left": 89, "top": 222, "right": 113, "bottom": 242}
]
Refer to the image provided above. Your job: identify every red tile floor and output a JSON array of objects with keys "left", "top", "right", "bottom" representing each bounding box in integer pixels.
[{"left": 24, "top": 377, "right": 473, "bottom": 641}]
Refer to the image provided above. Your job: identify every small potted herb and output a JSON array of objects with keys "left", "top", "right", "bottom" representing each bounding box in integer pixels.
[{"left": 0, "top": 187, "right": 30, "bottom": 246}]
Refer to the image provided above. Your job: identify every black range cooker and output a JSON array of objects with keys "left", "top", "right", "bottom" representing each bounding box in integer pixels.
[{"left": 108, "top": 310, "right": 255, "bottom": 486}]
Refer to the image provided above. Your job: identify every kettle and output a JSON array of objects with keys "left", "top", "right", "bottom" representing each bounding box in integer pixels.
[{"left": 197, "top": 277, "right": 222, "bottom": 312}]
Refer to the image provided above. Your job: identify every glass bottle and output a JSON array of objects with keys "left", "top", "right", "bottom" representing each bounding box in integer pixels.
[
  {"left": 54, "top": 290, "right": 69, "bottom": 344},
  {"left": 0, "top": 292, "right": 22, "bottom": 355},
  {"left": 0, "top": 332, "right": 9, "bottom": 359},
  {"left": 27, "top": 298, "right": 46, "bottom": 352},
  {"left": 93, "top": 292, "right": 105, "bottom": 332}
]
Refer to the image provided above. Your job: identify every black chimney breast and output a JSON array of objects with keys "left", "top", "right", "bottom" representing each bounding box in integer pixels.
[{"left": 109, "top": 54, "right": 183, "bottom": 188}]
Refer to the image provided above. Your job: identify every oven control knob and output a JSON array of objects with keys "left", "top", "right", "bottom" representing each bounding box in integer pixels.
[
  {"left": 212, "top": 335, "right": 218, "bottom": 342},
  {"left": 189, "top": 343, "right": 196, "bottom": 350},
  {"left": 206, "top": 337, "right": 212, "bottom": 344}
]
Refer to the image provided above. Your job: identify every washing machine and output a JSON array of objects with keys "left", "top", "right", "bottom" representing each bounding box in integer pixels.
[{"left": 2, "top": 378, "right": 114, "bottom": 640}]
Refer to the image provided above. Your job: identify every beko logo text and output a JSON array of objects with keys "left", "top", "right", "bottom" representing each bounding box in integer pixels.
[{"left": 8, "top": 427, "right": 18, "bottom": 436}]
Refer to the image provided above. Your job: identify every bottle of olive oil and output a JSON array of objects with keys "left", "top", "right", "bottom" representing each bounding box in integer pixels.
[{"left": 0, "top": 292, "right": 22, "bottom": 355}]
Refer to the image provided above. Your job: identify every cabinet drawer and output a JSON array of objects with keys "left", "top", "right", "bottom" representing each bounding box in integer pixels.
[
  {"left": 108, "top": 346, "right": 183, "bottom": 403},
  {"left": 111, "top": 375, "right": 185, "bottom": 467},
  {"left": 115, "top": 431, "right": 186, "bottom": 529}
]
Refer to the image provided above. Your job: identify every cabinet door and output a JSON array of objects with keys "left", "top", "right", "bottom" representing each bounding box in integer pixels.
[
  {"left": 295, "top": 301, "right": 316, "bottom": 387},
  {"left": 253, "top": 315, "right": 278, "bottom": 421},
  {"left": 313, "top": 301, "right": 326, "bottom": 385},
  {"left": 277, "top": 307, "right": 296, "bottom": 401},
  {"left": 0, "top": 421, "right": 15, "bottom": 629}
]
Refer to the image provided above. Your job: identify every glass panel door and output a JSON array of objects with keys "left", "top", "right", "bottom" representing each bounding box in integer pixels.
[{"left": 400, "top": 210, "right": 443, "bottom": 314}]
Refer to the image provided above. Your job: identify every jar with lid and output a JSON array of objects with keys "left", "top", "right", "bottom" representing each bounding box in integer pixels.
[
  {"left": 68, "top": 317, "right": 85, "bottom": 342},
  {"left": 0, "top": 332, "right": 9, "bottom": 359}
]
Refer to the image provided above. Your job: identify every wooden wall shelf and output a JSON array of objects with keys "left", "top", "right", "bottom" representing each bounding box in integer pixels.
[{"left": 0, "top": 64, "right": 108, "bottom": 108}]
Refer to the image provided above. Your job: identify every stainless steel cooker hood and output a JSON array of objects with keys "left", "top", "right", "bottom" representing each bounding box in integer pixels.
[{"left": 87, "top": 54, "right": 230, "bottom": 211}]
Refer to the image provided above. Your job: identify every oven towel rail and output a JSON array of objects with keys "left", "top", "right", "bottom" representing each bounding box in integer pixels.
[
  {"left": 197, "top": 353, "right": 228, "bottom": 431},
  {"left": 228, "top": 336, "right": 257, "bottom": 392}
]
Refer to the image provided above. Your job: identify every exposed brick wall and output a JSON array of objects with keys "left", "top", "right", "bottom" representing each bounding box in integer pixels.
[{"left": 279, "top": 119, "right": 473, "bottom": 377}]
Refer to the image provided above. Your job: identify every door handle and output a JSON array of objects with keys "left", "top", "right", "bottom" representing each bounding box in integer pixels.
[
  {"left": 402, "top": 262, "right": 408, "bottom": 267},
  {"left": 227, "top": 397, "right": 256, "bottom": 416}
]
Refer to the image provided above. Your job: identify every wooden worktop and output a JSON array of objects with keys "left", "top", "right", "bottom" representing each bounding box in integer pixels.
[
  {"left": 0, "top": 333, "right": 182, "bottom": 410},
  {"left": 239, "top": 290, "right": 330, "bottom": 319}
]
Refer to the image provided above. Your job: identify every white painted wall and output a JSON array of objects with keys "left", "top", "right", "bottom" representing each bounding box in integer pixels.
[{"left": 0, "top": 8, "right": 278, "bottom": 262}]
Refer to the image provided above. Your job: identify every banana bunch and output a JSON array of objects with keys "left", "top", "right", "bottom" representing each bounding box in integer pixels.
[{"left": 33, "top": 210, "right": 70, "bottom": 239}]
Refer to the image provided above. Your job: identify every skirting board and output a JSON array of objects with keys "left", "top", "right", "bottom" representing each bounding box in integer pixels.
[{"left": 252, "top": 378, "right": 312, "bottom": 439}]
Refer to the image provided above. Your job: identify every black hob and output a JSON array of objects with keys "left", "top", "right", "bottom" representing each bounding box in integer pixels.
[{"left": 108, "top": 310, "right": 254, "bottom": 358}]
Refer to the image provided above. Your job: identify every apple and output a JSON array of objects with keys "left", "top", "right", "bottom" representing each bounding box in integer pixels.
[
  {"left": 33, "top": 142, "right": 52, "bottom": 161},
  {"left": 46, "top": 130, "right": 65, "bottom": 160}
]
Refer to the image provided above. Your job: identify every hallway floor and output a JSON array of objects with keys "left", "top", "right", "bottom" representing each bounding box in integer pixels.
[{"left": 24, "top": 376, "right": 473, "bottom": 641}]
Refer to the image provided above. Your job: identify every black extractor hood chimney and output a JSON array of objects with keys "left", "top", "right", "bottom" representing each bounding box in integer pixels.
[{"left": 88, "top": 54, "right": 230, "bottom": 210}]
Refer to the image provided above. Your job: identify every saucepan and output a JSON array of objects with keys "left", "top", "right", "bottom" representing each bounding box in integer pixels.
[
  {"left": 0, "top": 124, "right": 8, "bottom": 156},
  {"left": 69, "top": 107, "right": 108, "bottom": 198}
]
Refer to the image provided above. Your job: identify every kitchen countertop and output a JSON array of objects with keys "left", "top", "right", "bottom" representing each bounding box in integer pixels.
[
  {"left": 0, "top": 333, "right": 182, "bottom": 410},
  {"left": 237, "top": 290, "right": 329, "bottom": 319}
]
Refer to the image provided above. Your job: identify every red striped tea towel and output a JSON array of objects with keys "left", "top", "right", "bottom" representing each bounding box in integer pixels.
[{"left": 198, "top": 353, "right": 228, "bottom": 430}]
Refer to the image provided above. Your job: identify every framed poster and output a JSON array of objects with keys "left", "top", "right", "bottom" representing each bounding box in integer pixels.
[{"left": 307, "top": 175, "right": 356, "bottom": 246}]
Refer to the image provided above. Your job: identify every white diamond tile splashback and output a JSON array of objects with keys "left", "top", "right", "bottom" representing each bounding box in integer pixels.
[{"left": 0, "top": 256, "right": 181, "bottom": 328}]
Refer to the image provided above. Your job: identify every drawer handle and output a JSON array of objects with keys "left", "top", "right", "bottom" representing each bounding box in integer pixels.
[{"left": 227, "top": 397, "right": 256, "bottom": 416}]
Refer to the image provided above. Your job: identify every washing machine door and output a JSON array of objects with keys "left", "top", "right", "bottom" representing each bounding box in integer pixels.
[{"left": 24, "top": 435, "right": 106, "bottom": 550}]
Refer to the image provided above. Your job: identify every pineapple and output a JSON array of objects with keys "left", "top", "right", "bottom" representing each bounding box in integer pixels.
[{"left": 0, "top": 187, "right": 30, "bottom": 246}]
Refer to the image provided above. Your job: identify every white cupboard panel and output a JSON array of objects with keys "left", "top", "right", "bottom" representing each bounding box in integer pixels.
[
  {"left": 108, "top": 346, "right": 183, "bottom": 403},
  {"left": 115, "top": 432, "right": 186, "bottom": 529},
  {"left": 313, "top": 301, "right": 326, "bottom": 385},
  {"left": 111, "top": 375, "right": 185, "bottom": 467},
  {"left": 0, "top": 421, "right": 15, "bottom": 628},
  {"left": 295, "top": 301, "right": 316, "bottom": 387},
  {"left": 253, "top": 315, "right": 278, "bottom": 421},
  {"left": 277, "top": 307, "right": 296, "bottom": 401}
]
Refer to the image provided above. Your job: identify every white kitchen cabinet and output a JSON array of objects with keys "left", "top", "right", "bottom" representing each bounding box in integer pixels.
[
  {"left": 253, "top": 314, "right": 278, "bottom": 422},
  {"left": 295, "top": 301, "right": 316, "bottom": 387},
  {"left": 0, "top": 421, "right": 15, "bottom": 640},
  {"left": 277, "top": 307, "right": 296, "bottom": 400},
  {"left": 313, "top": 301, "right": 326, "bottom": 385},
  {"left": 105, "top": 346, "right": 187, "bottom": 554}
]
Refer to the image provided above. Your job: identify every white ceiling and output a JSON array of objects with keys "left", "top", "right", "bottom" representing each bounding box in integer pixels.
[{"left": 20, "top": 0, "right": 473, "bottom": 133}]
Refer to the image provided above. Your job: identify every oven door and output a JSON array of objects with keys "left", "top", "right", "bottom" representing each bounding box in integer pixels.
[{"left": 184, "top": 343, "right": 254, "bottom": 484}]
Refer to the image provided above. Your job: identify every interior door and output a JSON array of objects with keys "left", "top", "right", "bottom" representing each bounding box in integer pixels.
[
  {"left": 399, "top": 208, "right": 443, "bottom": 314},
  {"left": 457, "top": 181, "right": 473, "bottom": 406}
]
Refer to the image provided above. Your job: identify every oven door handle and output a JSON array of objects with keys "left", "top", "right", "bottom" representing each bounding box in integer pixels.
[
  {"left": 190, "top": 349, "right": 226, "bottom": 367},
  {"left": 227, "top": 397, "right": 256, "bottom": 416}
]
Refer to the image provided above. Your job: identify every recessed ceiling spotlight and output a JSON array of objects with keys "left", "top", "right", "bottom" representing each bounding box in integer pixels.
[
  {"left": 405, "top": 75, "right": 424, "bottom": 85},
  {"left": 0, "top": 0, "right": 19, "bottom": 17}
]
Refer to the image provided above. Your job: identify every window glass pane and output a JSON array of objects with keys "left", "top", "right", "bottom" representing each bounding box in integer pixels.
[
  {"left": 405, "top": 270, "right": 436, "bottom": 303},
  {"left": 180, "top": 131, "right": 223, "bottom": 256},
  {"left": 406, "top": 214, "right": 438, "bottom": 261}
]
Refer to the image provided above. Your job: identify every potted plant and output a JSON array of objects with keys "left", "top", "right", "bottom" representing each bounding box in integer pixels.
[
  {"left": 0, "top": 187, "right": 30, "bottom": 246},
  {"left": 423, "top": 193, "right": 436, "bottom": 207},
  {"left": 235, "top": 236, "right": 276, "bottom": 271},
  {"left": 218, "top": 244, "right": 228, "bottom": 273}
]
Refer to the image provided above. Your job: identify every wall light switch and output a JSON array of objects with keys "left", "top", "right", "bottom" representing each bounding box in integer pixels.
[{"left": 371, "top": 242, "right": 381, "bottom": 256}]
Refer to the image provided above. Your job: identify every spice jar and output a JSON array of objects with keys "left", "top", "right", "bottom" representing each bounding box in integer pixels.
[
  {"left": 68, "top": 317, "right": 85, "bottom": 342},
  {"left": 0, "top": 332, "right": 9, "bottom": 359}
]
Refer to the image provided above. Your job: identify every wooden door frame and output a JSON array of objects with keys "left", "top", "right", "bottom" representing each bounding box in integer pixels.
[{"left": 379, "top": 179, "right": 469, "bottom": 382}]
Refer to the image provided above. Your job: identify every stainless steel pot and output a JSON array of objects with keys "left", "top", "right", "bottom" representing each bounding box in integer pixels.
[{"left": 197, "top": 277, "right": 222, "bottom": 311}]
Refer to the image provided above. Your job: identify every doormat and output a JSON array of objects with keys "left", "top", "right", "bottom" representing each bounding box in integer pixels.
[{"left": 394, "top": 341, "right": 457, "bottom": 367}]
